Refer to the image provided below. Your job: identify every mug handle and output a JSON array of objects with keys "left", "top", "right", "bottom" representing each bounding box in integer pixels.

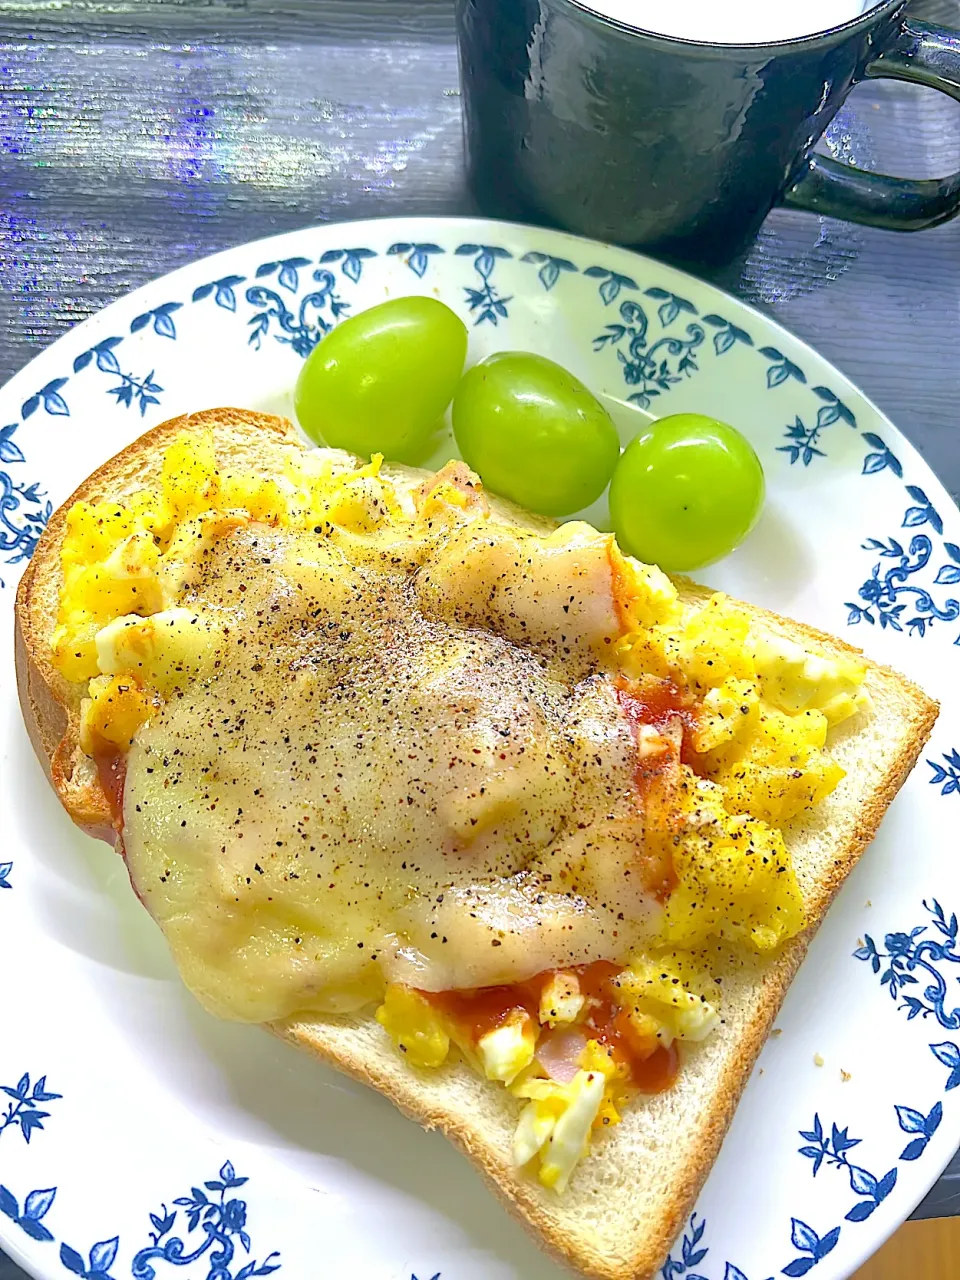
[{"left": 783, "top": 19, "right": 960, "bottom": 229}]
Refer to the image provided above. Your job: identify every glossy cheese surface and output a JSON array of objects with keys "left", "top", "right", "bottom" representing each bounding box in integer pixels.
[{"left": 122, "top": 521, "right": 664, "bottom": 1021}]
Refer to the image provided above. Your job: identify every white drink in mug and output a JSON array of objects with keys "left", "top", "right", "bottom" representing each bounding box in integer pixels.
[{"left": 578, "top": 0, "right": 882, "bottom": 44}]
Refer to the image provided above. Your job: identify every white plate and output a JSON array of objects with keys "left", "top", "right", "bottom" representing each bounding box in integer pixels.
[{"left": 2, "top": 217, "right": 958, "bottom": 1280}]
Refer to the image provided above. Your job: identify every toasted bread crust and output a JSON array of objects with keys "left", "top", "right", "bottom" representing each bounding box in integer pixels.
[{"left": 14, "top": 412, "right": 939, "bottom": 1280}]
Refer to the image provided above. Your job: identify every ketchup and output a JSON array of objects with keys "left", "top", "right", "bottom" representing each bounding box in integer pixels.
[
  {"left": 614, "top": 676, "right": 702, "bottom": 772},
  {"left": 424, "top": 976, "right": 543, "bottom": 1043},
  {"left": 422, "top": 961, "right": 678, "bottom": 1095},
  {"left": 576, "top": 960, "right": 678, "bottom": 1092}
]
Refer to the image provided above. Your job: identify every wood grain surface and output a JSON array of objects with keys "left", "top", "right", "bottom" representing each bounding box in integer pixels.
[
  {"left": 1, "top": 2, "right": 959, "bottom": 1277},
  {"left": 853, "top": 1216, "right": 960, "bottom": 1277}
]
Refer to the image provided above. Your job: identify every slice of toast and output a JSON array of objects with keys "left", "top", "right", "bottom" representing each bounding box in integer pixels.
[{"left": 15, "top": 409, "right": 939, "bottom": 1280}]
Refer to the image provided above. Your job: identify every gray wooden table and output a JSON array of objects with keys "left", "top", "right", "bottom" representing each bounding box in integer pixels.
[{"left": 1, "top": 2, "right": 959, "bottom": 1274}]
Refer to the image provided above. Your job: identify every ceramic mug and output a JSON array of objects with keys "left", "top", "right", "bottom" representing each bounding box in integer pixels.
[{"left": 456, "top": 0, "right": 960, "bottom": 266}]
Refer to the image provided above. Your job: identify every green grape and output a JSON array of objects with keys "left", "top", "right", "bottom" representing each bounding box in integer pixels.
[
  {"left": 294, "top": 296, "right": 468, "bottom": 460},
  {"left": 451, "top": 352, "right": 619, "bottom": 517},
  {"left": 609, "top": 414, "right": 765, "bottom": 572}
]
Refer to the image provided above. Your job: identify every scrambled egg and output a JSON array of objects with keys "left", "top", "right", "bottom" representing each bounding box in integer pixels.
[
  {"left": 375, "top": 985, "right": 451, "bottom": 1069},
  {"left": 375, "top": 954, "right": 720, "bottom": 1192},
  {"left": 53, "top": 430, "right": 869, "bottom": 1194},
  {"left": 612, "top": 958, "right": 720, "bottom": 1048},
  {"left": 54, "top": 435, "right": 410, "bottom": 751}
]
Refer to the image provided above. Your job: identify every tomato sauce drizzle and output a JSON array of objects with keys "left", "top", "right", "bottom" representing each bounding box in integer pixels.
[
  {"left": 614, "top": 676, "right": 703, "bottom": 772},
  {"left": 424, "top": 977, "right": 543, "bottom": 1038},
  {"left": 422, "top": 960, "right": 678, "bottom": 1094},
  {"left": 578, "top": 961, "right": 678, "bottom": 1092}
]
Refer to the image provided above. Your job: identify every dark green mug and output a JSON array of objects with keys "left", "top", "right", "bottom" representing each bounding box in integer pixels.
[{"left": 456, "top": 0, "right": 960, "bottom": 266}]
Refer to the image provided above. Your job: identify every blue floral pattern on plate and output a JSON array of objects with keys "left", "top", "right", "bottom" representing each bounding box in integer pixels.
[
  {"left": 2, "top": 1150, "right": 281, "bottom": 1280},
  {"left": 855, "top": 900, "right": 960, "bottom": 1031},
  {"left": 928, "top": 749, "right": 960, "bottom": 796},
  {"left": 1, "top": 418, "right": 51, "bottom": 584},
  {"left": 128, "top": 1161, "right": 279, "bottom": 1280},
  {"left": 0, "top": 1075, "right": 62, "bottom": 1145},
  {"left": 455, "top": 244, "right": 513, "bottom": 325},
  {"left": 658, "top": 1097, "right": 943, "bottom": 1278}
]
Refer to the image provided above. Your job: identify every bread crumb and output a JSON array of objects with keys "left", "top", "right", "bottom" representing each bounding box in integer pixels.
[
  {"left": 856, "top": 938, "right": 864, "bottom": 948},
  {"left": 771, "top": 1028, "right": 782, "bottom": 1038},
  {"left": 814, "top": 1053, "right": 825, "bottom": 1067},
  {"left": 759, "top": 1068, "right": 764, "bottom": 1076},
  {"left": 866, "top": 900, "right": 872, "bottom": 908},
  {"left": 841, "top": 1069, "right": 851, "bottom": 1082}
]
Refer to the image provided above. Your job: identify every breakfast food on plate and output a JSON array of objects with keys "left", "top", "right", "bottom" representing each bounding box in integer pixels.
[{"left": 15, "top": 408, "right": 937, "bottom": 1280}]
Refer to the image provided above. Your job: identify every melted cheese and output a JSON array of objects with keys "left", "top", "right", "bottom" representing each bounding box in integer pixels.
[{"left": 122, "top": 523, "right": 663, "bottom": 1022}]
